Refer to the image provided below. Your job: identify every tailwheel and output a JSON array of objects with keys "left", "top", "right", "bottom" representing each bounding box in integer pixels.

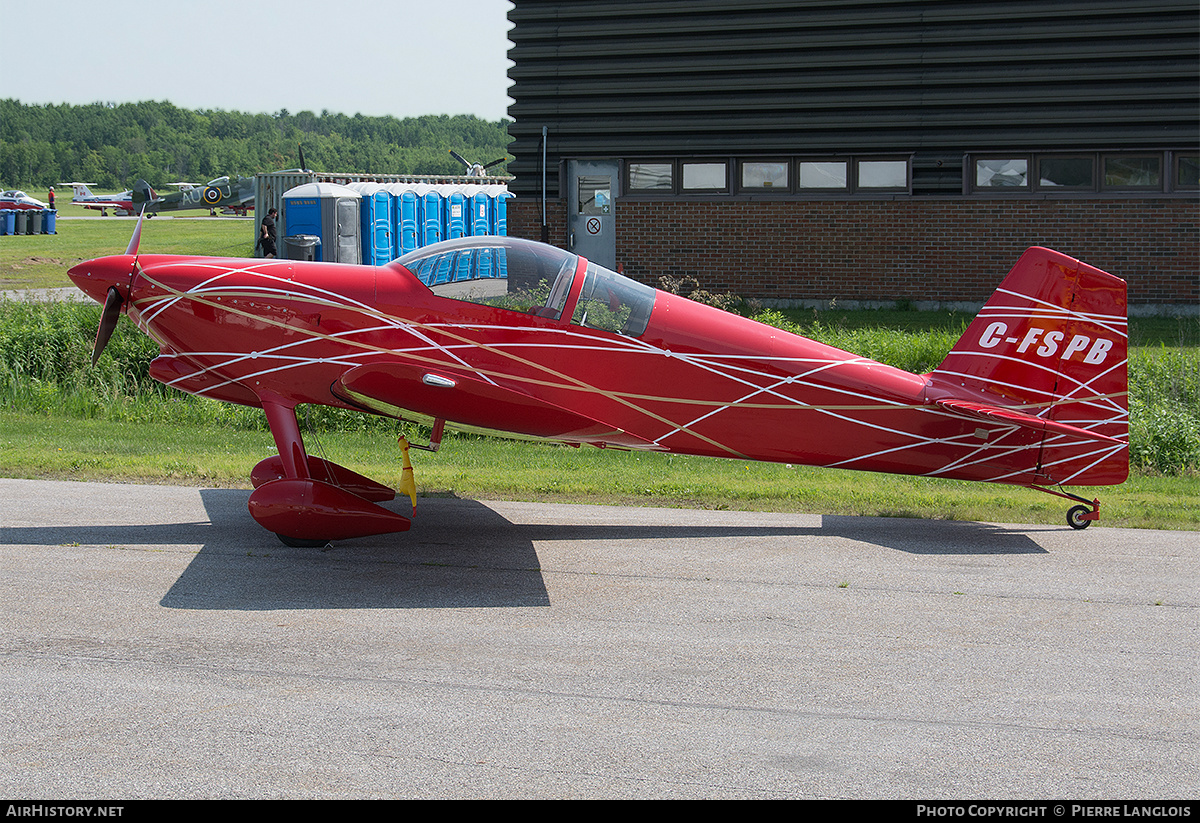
[
  {"left": 1067, "top": 505, "right": 1094, "bottom": 530},
  {"left": 1030, "top": 485, "right": 1102, "bottom": 530}
]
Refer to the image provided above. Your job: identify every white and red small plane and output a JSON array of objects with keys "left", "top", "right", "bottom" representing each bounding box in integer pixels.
[
  {"left": 63, "top": 183, "right": 136, "bottom": 216},
  {"left": 68, "top": 220, "right": 1128, "bottom": 545},
  {"left": 0, "top": 190, "right": 48, "bottom": 210}
]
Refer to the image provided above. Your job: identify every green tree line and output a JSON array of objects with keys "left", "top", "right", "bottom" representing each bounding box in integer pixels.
[{"left": 0, "top": 99, "right": 512, "bottom": 191}]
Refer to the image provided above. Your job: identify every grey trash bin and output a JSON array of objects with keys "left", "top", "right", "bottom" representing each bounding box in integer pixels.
[{"left": 284, "top": 234, "right": 321, "bottom": 261}]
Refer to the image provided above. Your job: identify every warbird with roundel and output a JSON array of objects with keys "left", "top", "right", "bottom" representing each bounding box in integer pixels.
[
  {"left": 132, "top": 176, "right": 255, "bottom": 216},
  {"left": 68, "top": 221, "right": 1128, "bottom": 545}
]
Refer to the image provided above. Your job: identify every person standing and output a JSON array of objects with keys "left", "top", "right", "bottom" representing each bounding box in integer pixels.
[
  {"left": 260, "top": 207, "right": 278, "bottom": 258},
  {"left": 47, "top": 187, "right": 54, "bottom": 210}
]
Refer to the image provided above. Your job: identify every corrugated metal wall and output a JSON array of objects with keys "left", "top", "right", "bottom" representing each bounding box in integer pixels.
[{"left": 506, "top": 0, "right": 1199, "bottom": 196}]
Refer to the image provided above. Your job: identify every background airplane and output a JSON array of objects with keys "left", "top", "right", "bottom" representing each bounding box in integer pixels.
[
  {"left": 132, "top": 175, "right": 255, "bottom": 216},
  {"left": 63, "top": 183, "right": 136, "bottom": 216},
  {"left": 450, "top": 150, "right": 507, "bottom": 177},
  {"left": 69, "top": 227, "right": 1128, "bottom": 546},
  {"left": 0, "top": 189, "right": 48, "bottom": 210}
]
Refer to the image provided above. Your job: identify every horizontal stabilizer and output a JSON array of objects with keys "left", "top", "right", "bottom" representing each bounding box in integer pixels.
[{"left": 934, "top": 398, "right": 1121, "bottom": 444}]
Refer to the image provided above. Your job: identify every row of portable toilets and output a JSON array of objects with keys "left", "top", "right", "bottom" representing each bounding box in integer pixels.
[
  {"left": 0, "top": 210, "right": 57, "bottom": 235},
  {"left": 279, "top": 182, "right": 512, "bottom": 271}
]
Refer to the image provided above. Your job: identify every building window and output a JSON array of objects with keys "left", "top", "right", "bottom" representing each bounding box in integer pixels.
[
  {"left": 798, "top": 161, "right": 848, "bottom": 190},
  {"left": 857, "top": 159, "right": 909, "bottom": 190},
  {"left": 969, "top": 151, "right": 1190, "bottom": 194},
  {"left": 974, "top": 158, "right": 1030, "bottom": 189},
  {"left": 628, "top": 162, "right": 673, "bottom": 191},
  {"left": 681, "top": 161, "right": 729, "bottom": 192},
  {"left": 1175, "top": 153, "right": 1200, "bottom": 190},
  {"left": 1103, "top": 155, "right": 1161, "bottom": 189},
  {"left": 741, "top": 160, "right": 789, "bottom": 190},
  {"left": 617, "top": 151, "right": 1191, "bottom": 200},
  {"left": 577, "top": 176, "right": 612, "bottom": 215},
  {"left": 1038, "top": 156, "right": 1095, "bottom": 189}
]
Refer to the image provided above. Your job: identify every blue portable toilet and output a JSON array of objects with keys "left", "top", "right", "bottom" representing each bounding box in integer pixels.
[
  {"left": 373, "top": 188, "right": 394, "bottom": 263},
  {"left": 452, "top": 247, "right": 475, "bottom": 282},
  {"left": 494, "top": 192, "right": 512, "bottom": 278},
  {"left": 431, "top": 250, "right": 455, "bottom": 285},
  {"left": 389, "top": 185, "right": 419, "bottom": 258},
  {"left": 417, "top": 185, "right": 443, "bottom": 247},
  {"left": 444, "top": 186, "right": 468, "bottom": 241},
  {"left": 350, "top": 183, "right": 393, "bottom": 266},
  {"left": 494, "top": 190, "right": 512, "bottom": 237},
  {"left": 281, "top": 182, "right": 361, "bottom": 264},
  {"left": 405, "top": 254, "right": 435, "bottom": 286},
  {"left": 469, "top": 189, "right": 491, "bottom": 237},
  {"left": 475, "top": 244, "right": 497, "bottom": 280}
]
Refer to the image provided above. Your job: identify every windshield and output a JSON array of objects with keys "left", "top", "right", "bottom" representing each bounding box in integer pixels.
[
  {"left": 395, "top": 237, "right": 656, "bottom": 335},
  {"left": 571, "top": 262, "right": 657, "bottom": 337}
]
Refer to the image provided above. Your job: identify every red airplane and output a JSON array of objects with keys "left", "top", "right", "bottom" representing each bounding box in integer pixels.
[{"left": 67, "top": 223, "right": 1128, "bottom": 545}]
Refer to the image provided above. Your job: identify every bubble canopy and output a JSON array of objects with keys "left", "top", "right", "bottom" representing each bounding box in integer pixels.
[{"left": 394, "top": 237, "right": 656, "bottom": 337}]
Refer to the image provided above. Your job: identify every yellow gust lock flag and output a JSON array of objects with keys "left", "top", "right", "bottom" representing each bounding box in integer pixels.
[{"left": 397, "top": 436, "right": 417, "bottom": 515}]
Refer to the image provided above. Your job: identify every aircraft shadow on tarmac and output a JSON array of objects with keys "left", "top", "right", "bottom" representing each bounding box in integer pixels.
[
  {"left": 3, "top": 490, "right": 1047, "bottom": 611},
  {"left": 514, "top": 516, "right": 1049, "bottom": 557}
]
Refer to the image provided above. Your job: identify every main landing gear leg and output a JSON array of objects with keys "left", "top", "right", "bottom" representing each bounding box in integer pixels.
[
  {"left": 246, "top": 397, "right": 411, "bottom": 546},
  {"left": 1030, "top": 485, "right": 1101, "bottom": 530}
]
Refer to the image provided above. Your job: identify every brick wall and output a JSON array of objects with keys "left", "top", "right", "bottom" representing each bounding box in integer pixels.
[{"left": 508, "top": 198, "right": 1199, "bottom": 310}]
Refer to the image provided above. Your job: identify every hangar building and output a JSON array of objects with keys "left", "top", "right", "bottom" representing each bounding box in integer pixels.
[{"left": 501, "top": 0, "right": 1199, "bottom": 313}]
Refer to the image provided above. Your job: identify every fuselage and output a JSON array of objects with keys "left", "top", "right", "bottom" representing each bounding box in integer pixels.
[
  {"left": 76, "top": 192, "right": 135, "bottom": 215},
  {"left": 69, "top": 244, "right": 1060, "bottom": 487}
]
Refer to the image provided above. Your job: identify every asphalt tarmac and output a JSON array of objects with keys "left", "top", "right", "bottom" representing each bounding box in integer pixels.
[{"left": 1, "top": 478, "right": 1196, "bottom": 799}]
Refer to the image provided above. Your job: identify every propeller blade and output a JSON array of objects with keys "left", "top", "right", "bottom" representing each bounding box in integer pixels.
[
  {"left": 91, "top": 286, "right": 124, "bottom": 366},
  {"left": 298, "top": 145, "right": 308, "bottom": 172},
  {"left": 450, "top": 150, "right": 470, "bottom": 167},
  {"left": 125, "top": 210, "right": 145, "bottom": 255},
  {"left": 483, "top": 157, "right": 507, "bottom": 169}
]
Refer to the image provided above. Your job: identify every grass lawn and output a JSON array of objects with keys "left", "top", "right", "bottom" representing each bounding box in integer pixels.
[
  {"left": 2, "top": 411, "right": 1195, "bottom": 530},
  {"left": 1, "top": 211, "right": 255, "bottom": 290}
]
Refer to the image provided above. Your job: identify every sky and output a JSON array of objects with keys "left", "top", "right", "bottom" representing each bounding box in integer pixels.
[{"left": 1, "top": 0, "right": 514, "bottom": 121}]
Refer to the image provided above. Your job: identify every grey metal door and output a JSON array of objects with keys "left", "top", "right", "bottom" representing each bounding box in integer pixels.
[
  {"left": 335, "top": 197, "right": 360, "bottom": 264},
  {"left": 567, "top": 159, "right": 618, "bottom": 269}
]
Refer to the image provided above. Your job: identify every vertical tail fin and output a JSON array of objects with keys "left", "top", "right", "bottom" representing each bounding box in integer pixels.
[
  {"left": 929, "top": 247, "right": 1128, "bottom": 485},
  {"left": 131, "top": 180, "right": 156, "bottom": 205},
  {"left": 67, "top": 183, "right": 95, "bottom": 200}
]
